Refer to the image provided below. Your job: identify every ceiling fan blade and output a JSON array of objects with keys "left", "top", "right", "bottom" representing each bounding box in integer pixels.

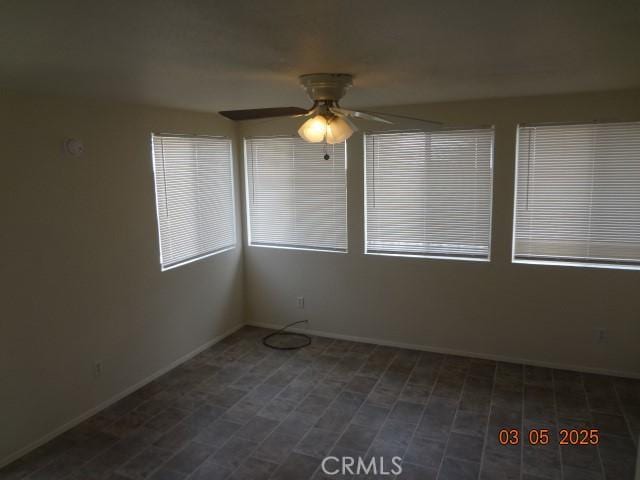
[
  {"left": 360, "top": 110, "right": 443, "bottom": 127},
  {"left": 330, "top": 107, "right": 393, "bottom": 124},
  {"left": 218, "top": 107, "right": 309, "bottom": 121},
  {"left": 290, "top": 110, "right": 314, "bottom": 118}
]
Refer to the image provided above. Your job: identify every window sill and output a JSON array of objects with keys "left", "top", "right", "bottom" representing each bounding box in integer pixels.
[
  {"left": 161, "top": 245, "right": 236, "bottom": 271},
  {"left": 512, "top": 258, "right": 640, "bottom": 271},
  {"left": 248, "top": 243, "right": 347, "bottom": 254},
  {"left": 365, "top": 251, "right": 490, "bottom": 263}
]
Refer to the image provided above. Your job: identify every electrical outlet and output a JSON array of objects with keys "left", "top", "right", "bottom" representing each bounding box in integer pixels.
[
  {"left": 93, "top": 361, "right": 103, "bottom": 378},
  {"left": 595, "top": 328, "right": 607, "bottom": 344},
  {"left": 297, "top": 296, "right": 305, "bottom": 309}
]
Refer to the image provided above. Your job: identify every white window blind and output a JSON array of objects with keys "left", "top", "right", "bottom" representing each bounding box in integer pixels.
[
  {"left": 365, "top": 128, "right": 494, "bottom": 259},
  {"left": 245, "top": 136, "right": 347, "bottom": 252},
  {"left": 514, "top": 121, "right": 640, "bottom": 269},
  {"left": 152, "top": 134, "right": 236, "bottom": 270}
]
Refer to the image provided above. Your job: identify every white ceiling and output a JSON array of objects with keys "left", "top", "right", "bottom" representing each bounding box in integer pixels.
[{"left": 2, "top": 1, "right": 639, "bottom": 112}]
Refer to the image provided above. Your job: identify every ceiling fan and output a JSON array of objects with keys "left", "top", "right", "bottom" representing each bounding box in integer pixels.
[{"left": 219, "top": 73, "right": 442, "bottom": 144}]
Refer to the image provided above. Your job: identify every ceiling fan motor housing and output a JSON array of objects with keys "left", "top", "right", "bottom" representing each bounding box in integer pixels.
[{"left": 300, "top": 73, "right": 353, "bottom": 102}]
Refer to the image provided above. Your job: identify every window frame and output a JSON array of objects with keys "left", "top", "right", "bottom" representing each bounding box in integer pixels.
[
  {"left": 363, "top": 127, "right": 495, "bottom": 262},
  {"left": 243, "top": 135, "right": 349, "bottom": 254},
  {"left": 151, "top": 132, "right": 237, "bottom": 271},
  {"left": 511, "top": 120, "right": 640, "bottom": 271}
]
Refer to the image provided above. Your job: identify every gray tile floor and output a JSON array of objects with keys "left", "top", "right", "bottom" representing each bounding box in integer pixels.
[{"left": 1, "top": 326, "right": 638, "bottom": 480}]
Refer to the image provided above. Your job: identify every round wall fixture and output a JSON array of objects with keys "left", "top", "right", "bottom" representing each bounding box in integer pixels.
[{"left": 64, "top": 138, "right": 85, "bottom": 156}]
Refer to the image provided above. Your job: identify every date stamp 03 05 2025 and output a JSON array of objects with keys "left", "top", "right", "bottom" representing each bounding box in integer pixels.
[{"left": 498, "top": 428, "right": 600, "bottom": 446}]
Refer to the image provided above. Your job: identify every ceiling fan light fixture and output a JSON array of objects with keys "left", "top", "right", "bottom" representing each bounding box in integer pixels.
[
  {"left": 298, "top": 115, "right": 328, "bottom": 143},
  {"left": 218, "top": 73, "right": 443, "bottom": 136},
  {"left": 325, "top": 116, "right": 356, "bottom": 144}
]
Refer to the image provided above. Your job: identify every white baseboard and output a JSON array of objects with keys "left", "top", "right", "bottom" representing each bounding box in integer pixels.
[
  {"left": 248, "top": 321, "right": 640, "bottom": 380},
  {"left": 0, "top": 322, "right": 244, "bottom": 469}
]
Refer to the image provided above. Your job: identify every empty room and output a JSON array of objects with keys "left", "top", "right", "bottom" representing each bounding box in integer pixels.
[{"left": 2, "top": 1, "right": 639, "bottom": 479}]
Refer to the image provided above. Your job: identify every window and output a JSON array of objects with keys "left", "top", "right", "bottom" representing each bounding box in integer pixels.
[
  {"left": 151, "top": 134, "right": 236, "bottom": 270},
  {"left": 244, "top": 136, "right": 347, "bottom": 252},
  {"left": 365, "top": 128, "right": 494, "bottom": 260},
  {"left": 513, "top": 121, "right": 640, "bottom": 269}
]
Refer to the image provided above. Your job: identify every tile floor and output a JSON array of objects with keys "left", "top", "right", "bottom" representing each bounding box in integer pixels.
[{"left": 1, "top": 326, "right": 638, "bottom": 480}]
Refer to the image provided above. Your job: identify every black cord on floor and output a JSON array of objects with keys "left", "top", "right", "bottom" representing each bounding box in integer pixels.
[{"left": 262, "top": 320, "right": 311, "bottom": 350}]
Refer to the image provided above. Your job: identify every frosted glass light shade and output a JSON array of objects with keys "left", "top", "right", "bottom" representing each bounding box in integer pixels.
[
  {"left": 298, "top": 116, "right": 328, "bottom": 143},
  {"left": 326, "top": 117, "right": 355, "bottom": 144}
]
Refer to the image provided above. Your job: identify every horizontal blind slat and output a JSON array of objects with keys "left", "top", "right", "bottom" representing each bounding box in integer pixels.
[
  {"left": 365, "top": 129, "right": 494, "bottom": 259},
  {"left": 514, "top": 121, "right": 640, "bottom": 267},
  {"left": 152, "top": 134, "right": 236, "bottom": 269},
  {"left": 245, "top": 136, "right": 347, "bottom": 252}
]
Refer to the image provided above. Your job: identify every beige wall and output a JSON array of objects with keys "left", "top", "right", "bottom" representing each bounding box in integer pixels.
[
  {"left": 2, "top": 88, "right": 639, "bottom": 467},
  {"left": 0, "top": 92, "right": 244, "bottom": 464},
  {"left": 240, "top": 89, "right": 640, "bottom": 378}
]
